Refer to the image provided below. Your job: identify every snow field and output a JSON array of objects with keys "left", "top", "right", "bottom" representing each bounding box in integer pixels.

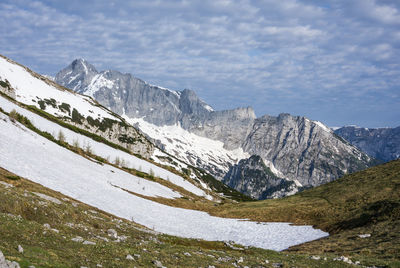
[
  {"left": 0, "top": 112, "right": 180, "bottom": 199},
  {"left": 0, "top": 114, "right": 329, "bottom": 250},
  {"left": 125, "top": 117, "right": 250, "bottom": 175},
  {"left": 0, "top": 96, "right": 208, "bottom": 198}
]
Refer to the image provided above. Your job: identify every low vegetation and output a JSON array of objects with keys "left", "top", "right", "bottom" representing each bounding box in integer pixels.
[
  {"left": 0, "top": 168, "right": 357, "bottom": 267},
  {"left": 209, "top": 159, "right": 400, "bottom": 266}
]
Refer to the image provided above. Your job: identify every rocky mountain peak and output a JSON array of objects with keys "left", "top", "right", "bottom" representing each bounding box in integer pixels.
[
  {"left": 55, "top": 59, "right": 98, "bottom": 93},
  {"left": 179, "top": 88, "right": 213, "bottom": 116},
  {"left": 69, "top": 58, "right": 98, "bottom": 76}
]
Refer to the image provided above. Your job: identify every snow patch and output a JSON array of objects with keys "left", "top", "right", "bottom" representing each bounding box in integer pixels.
[
  {"left": 128, "top": 117, "right": 249, "bottom": 179},
  {"left": 86, "top": 74, "right": 114, "bottom": 97},
  {"left": 313, "top": 120, "right": 332, "bottom": 133}
]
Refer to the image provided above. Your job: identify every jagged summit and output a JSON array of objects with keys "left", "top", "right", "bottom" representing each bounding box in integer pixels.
[
  {"left": 71, "top": 58, "right": 97, "bottom": 73},
  {"left": 55, "top": 58, "right": 98, "bottom": 93},
  {"left": 55, "top": 59, "right": 237, "bottom": 126}
]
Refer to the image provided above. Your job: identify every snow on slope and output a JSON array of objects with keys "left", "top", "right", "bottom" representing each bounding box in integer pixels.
[
  {"left": 0, "top": 56, "right": 115, "bottom": 120},
  {"left": 313, "top": 120, "right": 332, "bottom": 133},
  {"left": 0, "top": 96, "right": 209, "bottom": 198},
  {"left": 0, "top": 113, "right": 328, "bottom": 250},
  {"left": 0, "top": 113, "right": 179, "bottom": 199},
  {"left": 126, "top": 117, "right": 250, "bottom": 179}
]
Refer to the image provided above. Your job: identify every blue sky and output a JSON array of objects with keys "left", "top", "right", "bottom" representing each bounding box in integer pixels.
[{"left": 1, "top": 0, "right": 399, "bottom": 127}]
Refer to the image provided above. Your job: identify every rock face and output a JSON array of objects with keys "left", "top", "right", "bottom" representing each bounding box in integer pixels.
[
  {"left": 55, "top": 59, "right": 374, "bottom": 199},
  {"left": 334, "top": 126, "right": 400, "bottom": 162},
  {"left": 223, "top": 155, "right": 299, "bottom": 200},
  {"left": 242, "top": 114, "right": 371, "bottom": 187}
]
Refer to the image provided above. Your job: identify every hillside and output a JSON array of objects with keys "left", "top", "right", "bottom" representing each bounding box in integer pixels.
[
  {"left": 210, "top": 159, "right": 400, "bottom": 264},
  {"left": 0, "top": 168, "right": 355, "bottom": 268}
]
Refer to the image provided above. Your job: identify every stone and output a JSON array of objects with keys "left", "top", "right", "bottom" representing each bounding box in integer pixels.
[
  {"left": 107, "top": 229, "right": 118, "bottom": 239},
  {"left": 152, "top": 260, "right": 164, "bottom": 268}
]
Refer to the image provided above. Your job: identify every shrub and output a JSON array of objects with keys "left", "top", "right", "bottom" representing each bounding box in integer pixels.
[
  {"left": 149, "top": 168, "right": 155, "bottom": 178},
  {"left": 114, "top": 156, "right": 121, "bottom": 166},
  {"left": 85, "top": 143, "right": 93, "bottom": 155},
  {"left": 72, "top": 139, "right": 80, "bottom": 149},
  {"left": 8, "top": 109, "right": 17, "bottom": 122},
  {"left": 59, "top": 103, "right": 71, "bottom": 115},
  {"left": 71, "top": 108, "right": 84, "bottom": 124},
  {"left": 58, "top": 130, "right": 66, "bottom": 143},
  {"left": 38, "top": 100, "right": 46, "bottom": 110},
  {"left": 6, "top": 175, "right": 20, "bottom": 181}
]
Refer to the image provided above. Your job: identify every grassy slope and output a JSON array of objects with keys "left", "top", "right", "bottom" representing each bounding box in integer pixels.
[
  {"left": 0, "top": 168, "right": 356, "bottom": 268},
  {"left": 210, "top": 159, "right": 400, "bottom": 265}
]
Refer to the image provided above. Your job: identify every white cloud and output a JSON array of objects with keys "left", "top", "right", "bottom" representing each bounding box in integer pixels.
[{"left": 356, "top": 0, "right": 400, "bottom": 24}]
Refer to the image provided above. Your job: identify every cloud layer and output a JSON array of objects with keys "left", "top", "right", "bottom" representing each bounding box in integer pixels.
[{"left": 1, "top": 0, "right": 399, "bottom": 127}]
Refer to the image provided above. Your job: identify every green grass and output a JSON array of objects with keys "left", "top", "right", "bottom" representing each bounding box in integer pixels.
[
  {"left": 209, "top": 159, "right": 400, "bottom": 265},
  {"left": 0, "top": 168, "right": 358, "bottom": 268}
]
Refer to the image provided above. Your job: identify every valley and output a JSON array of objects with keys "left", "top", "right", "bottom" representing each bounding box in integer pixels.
[{"left": 0, "top": 54, "right": 399, "bottom": 267}]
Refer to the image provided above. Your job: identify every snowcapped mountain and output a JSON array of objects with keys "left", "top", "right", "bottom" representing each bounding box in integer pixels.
[
  {"left": 55, "top": 58, "right": 374, "bottom": 199},
  {"left": 0, "top": 54, "right": 328, "bottom": 250},
  {"left": 335, "top": 126, "right": 400, "bottom": 162}
]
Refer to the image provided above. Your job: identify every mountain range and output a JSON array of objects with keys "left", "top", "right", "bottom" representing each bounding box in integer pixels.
[
  {"left": 55, "top": 59, "right": 375, "bottom": 199},
  {"left": 334, "top": 126, "right": 400, "bottom": 162}
]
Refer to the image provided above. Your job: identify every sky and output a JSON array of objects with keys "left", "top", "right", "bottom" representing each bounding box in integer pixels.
[{"left": 0, "top": 0, "right": 399, "bottom": 128}]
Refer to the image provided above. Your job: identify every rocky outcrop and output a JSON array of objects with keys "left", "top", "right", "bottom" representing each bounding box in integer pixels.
[
  {"left": 181, "top": 107, "right": 256, "bottom": 150},
  {"left": 223, "top": 155, "right": 299, "bottom": 199},
  {"left": 334, "top": 126, "right": 400, "bottom": 162},
  {"left": 0, "top": 79, "right": 16, "bottom": 99},
  {"left": 0, "top": 250, "right": 20, "bottom": 268},
  {"left": 65, "top": 115, "right": 154, "bottom": 158}
]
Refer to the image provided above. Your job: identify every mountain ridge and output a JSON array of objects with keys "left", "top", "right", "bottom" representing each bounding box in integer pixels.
[
  {"left": 55, "top": 58, "right": 375, "bottom": 199},
  {"left": 334, "top": 126, "right": 400, "bottom": 162}
]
